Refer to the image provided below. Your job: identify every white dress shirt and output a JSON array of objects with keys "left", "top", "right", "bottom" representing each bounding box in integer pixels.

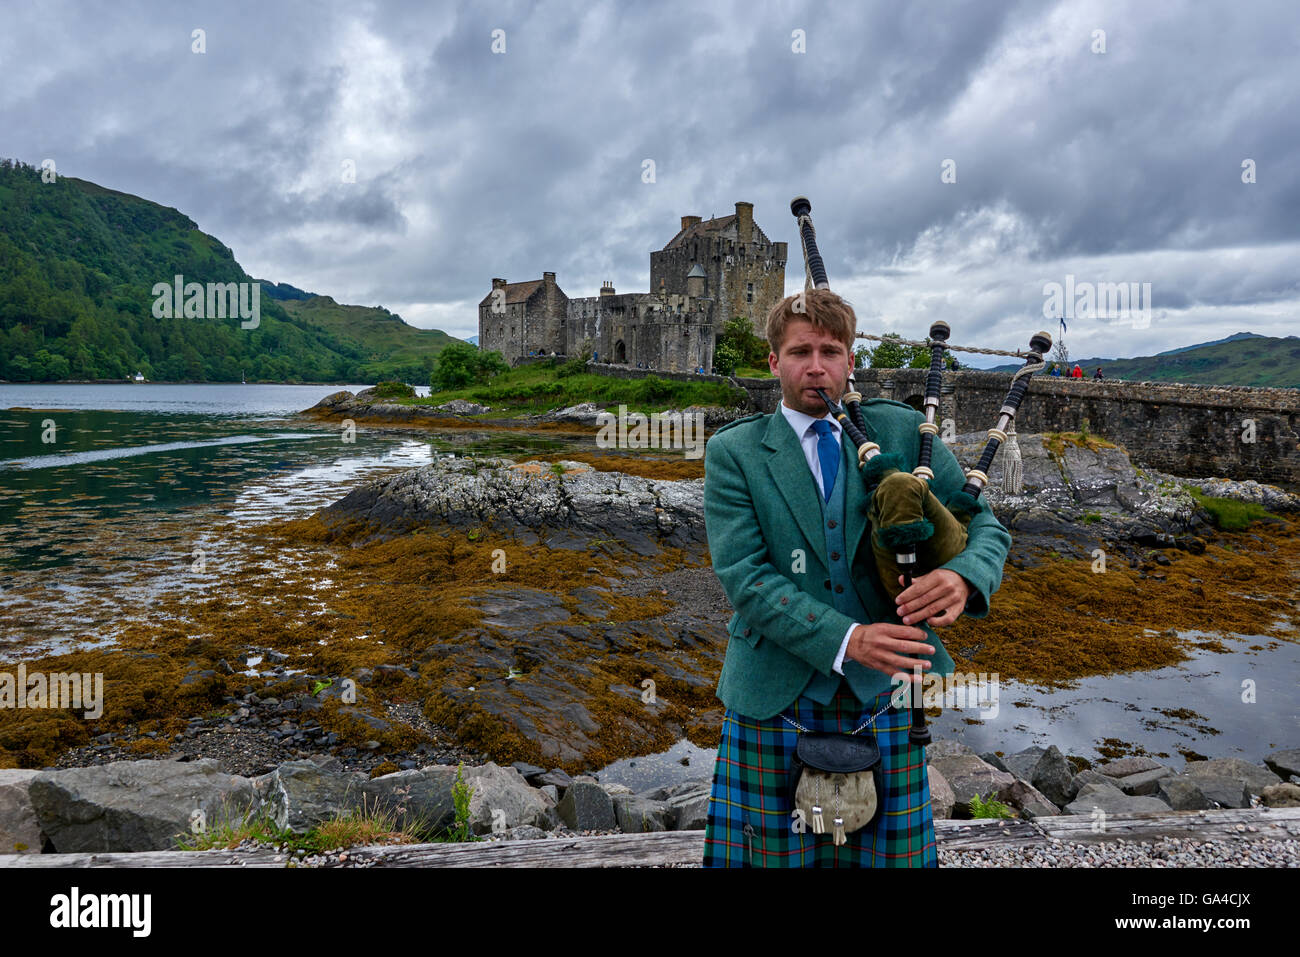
[{"left": 778, "top": 401, "right": 857, "bottom": 675}]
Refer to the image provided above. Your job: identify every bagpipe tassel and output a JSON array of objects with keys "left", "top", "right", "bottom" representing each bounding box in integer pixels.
[{"left": 1002, "top": 426, "right": 1024, "bottom": 496}]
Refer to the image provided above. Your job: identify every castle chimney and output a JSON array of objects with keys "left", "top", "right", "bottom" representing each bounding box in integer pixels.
[
  {"left": 491, "top": 278, "right": 506, "bottom": 290},
  {"left": 734, "top": 201, "right": 754, "bottom": 242},
  {"left": 681, "top": 215, "right": 702, "bottom": 232},
  {"left": 543, "top": 271, "right": 556, "bottom": 286},
  {"left": 600, "top": 280, "right": 615, "bottom": 297}
]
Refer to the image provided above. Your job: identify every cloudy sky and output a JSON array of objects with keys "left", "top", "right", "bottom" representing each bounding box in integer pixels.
[{"left": 2, "top": 0, "right": 1296, "bottom": 365}]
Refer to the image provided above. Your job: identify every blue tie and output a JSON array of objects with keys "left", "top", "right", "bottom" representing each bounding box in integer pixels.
[{"left": 812, "top": 419, "right": 839, "bottom": 502}]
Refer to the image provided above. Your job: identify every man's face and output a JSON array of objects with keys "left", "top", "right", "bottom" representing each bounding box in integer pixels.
[{"left": 769, "top": 320, "right": 853, "bottom": 417}]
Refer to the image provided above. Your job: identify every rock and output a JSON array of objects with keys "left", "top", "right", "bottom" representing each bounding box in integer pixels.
[
  {"left": 927, "top": 754, "right": 1016, "bottom": 812},
  {"left": 612, "top": 795, "right": 671, "bottom": 833},
  {"left": 1183, "top": 758, "right": 1282, "bottom": 797},
  {"left": 1001, "top": 779, "right": 1061, "bottom": 819},
  {"left": 926, "top": 739, "right": 977, "bottom": 760},
  {"left": 665, "top": 783, "right": 711, "bottom": 830},
  {"left": 1064, "top": 783, "right": 1170, "bottom": 817},
  {"left": 1000, "top": 746, "right": 1045, "bottom": 782},
  {"left": 510, "top": 762, "right": 547, "bottom": 783},
  {"left": 459, "top": 763, "right": 556, "bottom": 834},
  {"left": 490, "top": 824, "right": 550, "bottom": 840},
  {"left": 927, "top": 766, "right": 955, "bottom": 819},
  {"left": 534, "top": 768, "right": 573, "bottom": 791},
  {"left": 31, "top": 759, "right": 259, "bottom": 853},
  {"left": 1115, "top": 766, "right": 1175, "bottom": 796},
  {"left": 359, "top": 767, "right": 459, "bottom": 834},
  {"left": 1069, "top": 770, "right": 1125, "bottom": 799},
  {"left": 556, "top": 781, "right": 617, "bottom": 831},
  {"left": 1186, "top": 775, "right": 1252, "bottom": 809},
  {"left": 1096, "top": 756, "right": 1165, "bottom": 778},
  {"left": 1261, "top": 783, "right": 1300, "bottom": 808},
  {"left": 0, "top": 770, "right": 44, "bottom": 854},
  {"left": 1263, "top": 748, "right": 1300, "bottom": 782},
  {"left": 1155, "top": 776, "right": 1211, "bottom": 811},
  {"left": 431, "top": 400, "right": 491, "bottom": 416},
  {"left": 254, "top": 760, "right": 367, "bottom": 834},
  {"left": 979, "top": 752, "right": 1010, "bottom": 774},
  {"left": 600, "top": 783, "right": 634, "bottom": 797},
  {"left": 539, "top": 785, "right": 559, "bottom": 804}
]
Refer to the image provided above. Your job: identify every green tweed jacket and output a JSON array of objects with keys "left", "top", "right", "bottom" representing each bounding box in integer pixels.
[{"left": 703, "top": 399, "right": 1012, "bottom": 719}]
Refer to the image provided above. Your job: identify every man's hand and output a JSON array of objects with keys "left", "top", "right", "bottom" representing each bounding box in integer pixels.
[
  {"left": 895, "top": 568, "right": 970, "bottom": 628},
  {"left": 844, "top": 622, "right": 934, "bottom": 680}
]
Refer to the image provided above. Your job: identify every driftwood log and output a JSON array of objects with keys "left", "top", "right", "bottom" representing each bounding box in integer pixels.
[{"left": 1, "top": 807, "right": 1296, "bottom": 867}]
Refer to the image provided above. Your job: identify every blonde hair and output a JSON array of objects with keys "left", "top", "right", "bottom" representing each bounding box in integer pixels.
[{"left": 765, "top": 288, "right": 856, "bottom": 356}]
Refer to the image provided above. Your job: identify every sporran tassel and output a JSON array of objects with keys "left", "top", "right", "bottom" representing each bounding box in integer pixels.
[
  {"left": 833, "top": 816, "right": 846, "bottom": 846},
  {"left": 811, "top": 804, "right": 824, "bottom": 834}
]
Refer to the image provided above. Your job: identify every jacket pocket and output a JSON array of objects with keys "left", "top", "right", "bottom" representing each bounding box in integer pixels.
[{"left": 729, "top": 615, "right": 762, "bottom": 649}]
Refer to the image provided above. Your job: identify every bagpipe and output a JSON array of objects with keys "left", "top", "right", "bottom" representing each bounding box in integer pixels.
[{"left": 789, "top": 196, "right": 1051, "bottom": 746}]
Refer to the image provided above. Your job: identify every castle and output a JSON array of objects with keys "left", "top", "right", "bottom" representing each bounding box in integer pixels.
[{"left": 478, "top": 201, "right": 788, "bottom": 372}]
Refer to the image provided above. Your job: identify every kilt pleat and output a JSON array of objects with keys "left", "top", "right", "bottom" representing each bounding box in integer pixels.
[{"left": 702, "top": 685, "right": 937, "bottom": 867}]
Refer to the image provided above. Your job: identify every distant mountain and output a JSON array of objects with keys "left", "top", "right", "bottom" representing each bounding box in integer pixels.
[
  {"left": 0, "top": 158, "right": 457, "bottom": 383},
  {"left": 466, "top": 335, "right": 479, "bottom": 346},
  {"left": 988, "top": 333, "right": 1300, "bottom": 388}
]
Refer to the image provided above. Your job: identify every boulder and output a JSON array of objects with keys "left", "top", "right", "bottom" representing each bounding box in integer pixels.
[
  {"left": 488, "top": 824, "right": 551, "bottom": 840},
  {"left": 31, "top": 759, "right": 259, "bottom": 853},
  {"left": 1183, "top": 758, "right": 1282, "bottom": 797},
  {"left": 254, "top": 759, "right": 367, "bottom": 834},
  {"left": 612, "top": 794, "right": 672, "bottom": 833},
  {"left": 459, "top": 762, "right": 556, "bottom": 834},
  {"left": 1261, "top": 783, "right": 1300, "bottom": 808},
  {"left": 1155, "top": 776, "right": 1211, "bottom": 811},
  {"left": 1115, "top": 766, "right": 1175, "bottom": 796},
  {"left": 927, "top": 766, "right": 955, "bottom": 819},
  {"left": 1069, "top": 770, "right": 1124, "bottom": 798},
  {"left": 1188, "top": 775, "right": 1252, "bottom": 809},
  {"left": 1000, "top": 746, "right": 1045, "bottom": 782},
  {"left": 557, "top": 781, "right": 617, "bottom": 831},
  {"left": 1096, "top": 756, "right": 1166, "bottom": 778},
  {"left": 0, "top": 769, "right": 44, "bottom": 854},
  {"left": 1064, "top": 783, "right": 1170, "bottom": 817},
  {"left": 927, "top": 753, "right": 1016, "bottom": 812},
  {"left": 1262, "top": 749, "right": 1300, "bottom": 782},
  {"left": 1001, "top": 779, "right": 1061, "bottom": 819},
  {"left": 665, "top": 783, "right": 711, "bottom": 831},
  {"left": 358, "top": 767, "right": 459, "bottom": 834}
]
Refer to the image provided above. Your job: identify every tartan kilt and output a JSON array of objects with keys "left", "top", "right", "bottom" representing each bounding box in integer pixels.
[{"left": 702, "top": 684, "right": 937, "bottom": 867}]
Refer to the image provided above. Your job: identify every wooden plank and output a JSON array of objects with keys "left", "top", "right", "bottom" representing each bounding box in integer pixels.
[{"left": 1, "top": 807, "right": 1295, "bottom": 867}]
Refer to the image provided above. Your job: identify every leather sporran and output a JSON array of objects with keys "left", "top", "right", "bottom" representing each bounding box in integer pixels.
[{"left": 787, "top": 731, "right": 883, "bottom": 846}]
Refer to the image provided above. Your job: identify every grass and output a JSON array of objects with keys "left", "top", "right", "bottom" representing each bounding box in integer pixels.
[
  {"left": 405, "top": 362, "right": 748, "bottom": 416},
  {"left": 1186, "top": 487, "right": 1275, "bottom": 531},
  {"left": 1042, "top": 430, "right": 1118, "bottom": 457},
  {"left": 1081, "top": 512, "right": 1102, "bottom": 524}
]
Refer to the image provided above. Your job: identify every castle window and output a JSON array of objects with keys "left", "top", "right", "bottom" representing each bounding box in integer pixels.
[{"left": 746, "top": 283, "right": 754, "bottom": 303}]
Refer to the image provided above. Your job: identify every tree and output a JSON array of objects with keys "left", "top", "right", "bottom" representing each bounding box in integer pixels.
[
  {"left": 714, "top": 341, "right": 742, "bottom": 376},
  {"left": 430, "top": 342, "right": 508, "bottom": 391},
  {"left": 1052, "top": 338, "right": 1070, "bottom": 368},
  {"left": 720, "top": 315, "right": 769, "bottom": 369}
]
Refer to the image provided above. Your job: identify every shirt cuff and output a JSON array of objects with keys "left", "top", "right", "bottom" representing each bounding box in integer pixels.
[{"left": 832, "top": 623, "right": 856, "bottom": 675}]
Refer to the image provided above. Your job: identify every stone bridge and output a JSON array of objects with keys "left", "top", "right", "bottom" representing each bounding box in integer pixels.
[{"left": 581, "top": 362, "right": 1300, "bottom": 486}]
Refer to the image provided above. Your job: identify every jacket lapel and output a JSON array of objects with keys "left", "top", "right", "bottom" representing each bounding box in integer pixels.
[{"left": 763, "top": 411, "right": 826, "bottom": 564}]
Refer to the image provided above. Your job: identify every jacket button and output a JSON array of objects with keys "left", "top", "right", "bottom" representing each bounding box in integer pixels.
[
  {"left": 806, "top": 613, "right": 816, "bottom": 622},
  {"left": 756, "top": 581, "right": 764, "bottom": 587},
  {"left": 827, "top": 519, "right": 837, "bottom": 529},
  {"left": 780, "top": 596, "right": 789, "bottom": 605},
  {"left": 830, "top": 551, "right": 840, "bottom": 560},
  {"left": 744, "top": 627, "right": 752, "bottom": 636},
  {"left": 824, "top": 579, "right": 831, "bottom": 589},
  {"left": 835, "top": 584, "right": 844, "bottom": 594}
]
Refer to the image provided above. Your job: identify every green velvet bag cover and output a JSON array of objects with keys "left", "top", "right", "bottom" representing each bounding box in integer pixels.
[{"left": 869, "top": 470, "right": 970, "bottom": 602}]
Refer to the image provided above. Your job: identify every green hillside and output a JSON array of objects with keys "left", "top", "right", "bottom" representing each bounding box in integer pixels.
[
  {"left": 279, "top": 295, "right": 456, "bottom": 384},
  {"left": 991, "top": 334, "right": 1300, "bottom": 388},
  {"left": 0, "top": 159, "right": 457, "bottom": 383}
]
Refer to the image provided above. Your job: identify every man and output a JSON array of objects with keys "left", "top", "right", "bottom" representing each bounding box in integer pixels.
[
  {"left": 701, "top": 289, "right": 1011, "bottom": 867},
  {"left": 1093, "top": 366, "right": 1104, "bottom": 380},
  {"left": 1071, "top": 364, "right": 1083, "bottom": 378}
]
